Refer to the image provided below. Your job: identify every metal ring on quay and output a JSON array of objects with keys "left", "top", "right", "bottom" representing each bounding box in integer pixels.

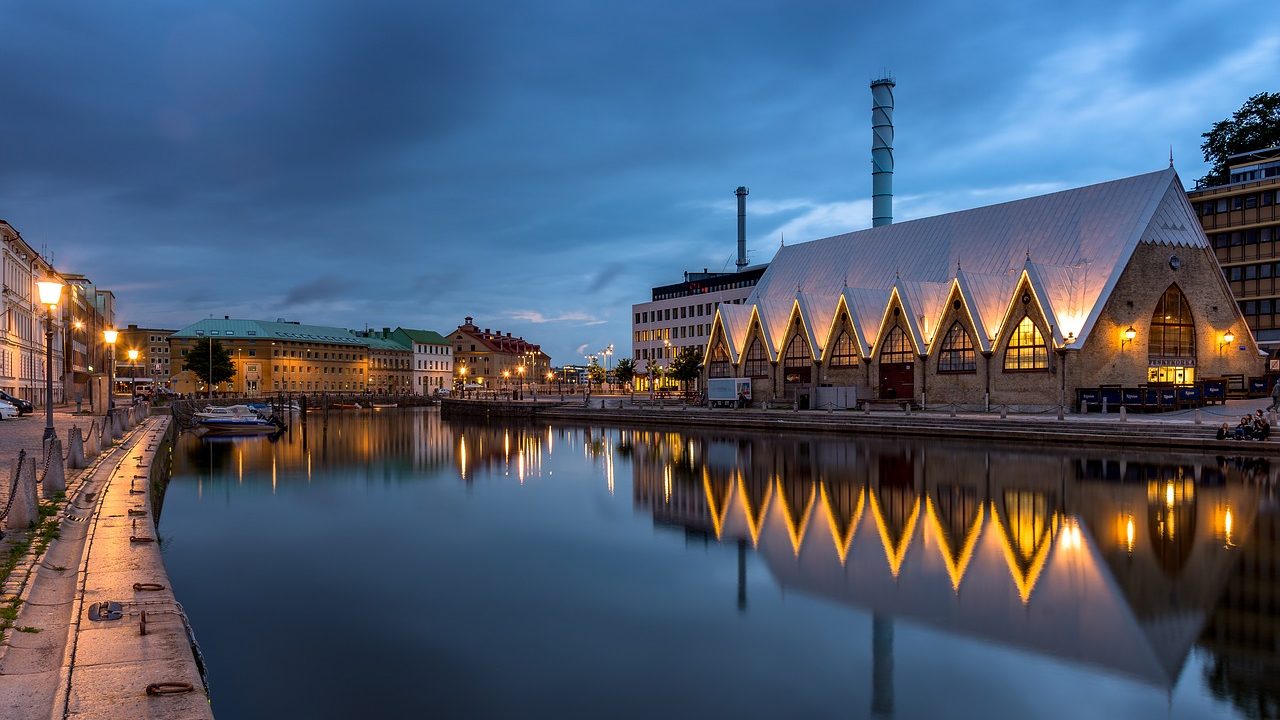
[
  {"left": 145, "top": 682, "right": 193, "bottom": 696},
  {"left": 133, "top": 582, "right": 166, "bottom": 591}
]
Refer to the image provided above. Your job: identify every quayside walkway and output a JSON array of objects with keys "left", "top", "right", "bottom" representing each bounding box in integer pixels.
[
  {"left": 0, "top": 414, "right": 211, "bottom": 720},
  {"left": 442, "top": 395, "right": 1280, "bottom": 455}
]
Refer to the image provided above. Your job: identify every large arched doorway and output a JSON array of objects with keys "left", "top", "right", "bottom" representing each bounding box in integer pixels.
[
  {"left": 878, "top": 325, "right": 915, "bottom": 399},
  {"left": 1148, "top": 285, "right": 1196, "bottom": 384}
]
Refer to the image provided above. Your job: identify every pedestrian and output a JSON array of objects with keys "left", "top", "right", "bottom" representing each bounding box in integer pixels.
[{"left": 1270, "top": 379, "right": 1280, "bottom": 411}]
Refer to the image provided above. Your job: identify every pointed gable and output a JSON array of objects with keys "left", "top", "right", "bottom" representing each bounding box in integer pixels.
[
  {"left": 900, "top": 280, "right": 951, "bottom": 348},
  {"left": 740, "top": 168, "right": 1189, "bottom": 348},
  {"left": 842, "top": 287, "right": 891, "bottom": 355},
  {"left": 714, "top": 304, "right": 753, "bottom": 363}
]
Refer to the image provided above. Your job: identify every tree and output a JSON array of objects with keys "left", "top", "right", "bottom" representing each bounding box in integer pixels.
[
  {"left": 669, "top": 346, "right": 704, "bottom": 391},
  {"left": 613, "top": 358, "right": 636, "bottom": 388},
  {"left": 1200, "top": 92, "right": 1280, "bottom": 186},
  {"left": 183, "top": 338, "right": 235, "bottom": 390},
  {"left": 587, "top": 361, "right": 605, "bottom": 387}
]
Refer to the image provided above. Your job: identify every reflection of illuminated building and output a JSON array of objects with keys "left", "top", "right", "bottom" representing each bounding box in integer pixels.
[
  {"left": 1198, "top": 500, "right": 1280, "bottom": 718},
  {"left": 629, "top": 433, "right": 1263, "bottom": 692}
]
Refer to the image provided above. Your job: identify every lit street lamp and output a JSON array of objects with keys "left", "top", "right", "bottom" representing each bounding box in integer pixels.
[
  {"left": 127, "top": 349, "right": 140, "bottom": 403},
  {"left": 517, "top": 364, "right": 525, "bottom": 400},
  {"left": 36, "top": 275, "right": 63, "bottom": 443},
  {"left": 103, "top": 328, "right": 118, "bottom": 414}
]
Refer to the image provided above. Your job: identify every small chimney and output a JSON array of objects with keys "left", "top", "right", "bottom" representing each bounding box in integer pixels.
[
  {"left": 464, "top": 316, "right": 473, "bottom": 326},
  {"left": 871, "top": 76, "right": 895, "bottom": 227},
  {"left": 224, "top": 315, "right": 230, "bottom": 320},
  {"left": 735, "top": 186, "right": 749, "bottom": 271},
  {"left": 383, "top": 327, "right": 390, "bottom": 336}
]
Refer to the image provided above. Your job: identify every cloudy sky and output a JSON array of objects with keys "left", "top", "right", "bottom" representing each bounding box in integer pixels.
[{"left": 1, "top": 1, "right": 1276, "bottom": 363}]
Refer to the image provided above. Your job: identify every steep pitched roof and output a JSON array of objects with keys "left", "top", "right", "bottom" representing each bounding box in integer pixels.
[{"left": 745, "top": 168, "right": 1203, "bottom": 347}]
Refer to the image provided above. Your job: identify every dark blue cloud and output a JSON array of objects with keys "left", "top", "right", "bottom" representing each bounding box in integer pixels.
[{"left": 0, "top": 0, "right": 1275, "bottom": 361}]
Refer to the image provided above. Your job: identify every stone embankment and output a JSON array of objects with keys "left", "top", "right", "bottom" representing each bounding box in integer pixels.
[
  {"left": 441, "top": 397, "right": 1280, "bottom": 455},
  {"left": 0, "top": 408, "right": 211, "bottom": 719}
]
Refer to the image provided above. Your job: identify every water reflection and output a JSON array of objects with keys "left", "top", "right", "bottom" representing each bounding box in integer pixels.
[{"left": 168, "top": 410, "right": 1277, "bottom": 719}]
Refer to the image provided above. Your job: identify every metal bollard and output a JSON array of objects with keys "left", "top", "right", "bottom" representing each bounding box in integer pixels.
[
  {"left": 1057, "top": 405, "right": 1064, "bottom": 421},
  {"left": 1000, "top": 405, "right": 1007, "bottom": 419},
  {"left": 1119, "top": 406, "right": 1127, "bottom": 422},
  {"left": 863, "top": 401, "right": 871, "bottom": 416},
  {"left": 1102, "top": 398, "right": 1108, "bottom": 415},
  {"left": 1080, "top": 400, "right": 1087, "bottom": 415},
  {"left": 950, "top": 404, "right": 957, "bottom": 418},
  {"left": 904, "top": 403, "right": 911, "bottom": 416},
  {"left": 1195, "top": 407, "right": 1203, "bottom": 425}
]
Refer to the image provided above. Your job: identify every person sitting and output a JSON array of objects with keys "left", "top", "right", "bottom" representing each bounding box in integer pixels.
[
  {"left": 1217, "top": 422, "right": 1232, "bottom": 440},
  {"left": 1236, "top": 416, "right": 1255, "bottom": 440},
  {"left": 1254, "top": 410, "right": 1272, "bottom": 440}
]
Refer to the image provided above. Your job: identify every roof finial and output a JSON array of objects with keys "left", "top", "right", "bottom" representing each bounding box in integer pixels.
[
  {"left": 1025, "top": 247, "right": 1031, "bottom": 262},
  {"left": 1169, "top": 145, "right": 1174, "bottom": 168},
  {"left": 780, "top": 232, "right": 785, "bottom": 248}
]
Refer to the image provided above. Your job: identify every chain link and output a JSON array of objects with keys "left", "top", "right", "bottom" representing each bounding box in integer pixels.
[{"left": 0, "top": 450, "right": 28, "bottom": 523}]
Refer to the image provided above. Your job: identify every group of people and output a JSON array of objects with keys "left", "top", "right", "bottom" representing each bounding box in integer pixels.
[{"left": 1218, "top": 410, "right": 1273, "bottom": 441}]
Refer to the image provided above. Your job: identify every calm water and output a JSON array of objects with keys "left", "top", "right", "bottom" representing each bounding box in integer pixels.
[{"left": 159, "top": 408, "right": 1275, "bottom": 720}]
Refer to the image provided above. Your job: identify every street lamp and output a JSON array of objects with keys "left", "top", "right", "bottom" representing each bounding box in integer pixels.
[
  {"left": 103, "top": 328, "right": 118, "bottom": 413},
  {"left": 517, "top": 364, "right": 525, "bottom": 400},
  {"left": 603, "top": 344, "right": 613, "bottom": 390},
  {"left": 127, "top": 349, "right": 140, "bottom": 403},
  {"left": 36, "top": 275, "right": 64, "bottom": 443}
]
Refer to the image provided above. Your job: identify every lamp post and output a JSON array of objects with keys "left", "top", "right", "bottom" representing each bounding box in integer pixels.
[
  {"left": 36, "top": 275, "right": 64, "bottom": 443},
  {"left": 517, "top": 364, "right": 525, "bottom": 400},
  {"left": 604, "top": 344, "right": 613, "bottom": 391},
  {"left": 103, "top": 328, "right": 118, "bottom": 413},
  {"left": 127, "top": 349, "right": 139, "bottom": 404}
]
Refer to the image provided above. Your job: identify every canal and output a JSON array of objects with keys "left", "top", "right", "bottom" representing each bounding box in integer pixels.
[{"left": 160, "top": 408, "right": 1271, "bottom": 719}]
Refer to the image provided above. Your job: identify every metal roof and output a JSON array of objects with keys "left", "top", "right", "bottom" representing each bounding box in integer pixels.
[
  {"left": 171, "top": 318, "right": 368, "bottom": 346},
  {"left": 392, "top": 328, "right": 450, "bottom": 346},
  {"left": 725, "top": 168, "right": 1208, "bottom": 357}
]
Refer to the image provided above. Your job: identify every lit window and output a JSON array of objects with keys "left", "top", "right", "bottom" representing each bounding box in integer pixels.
[
  {"left": 938, "top": 322, "right": 976, "bottom": 373},
  {"left": 1003, "top": 317, "right": 1047, "bottom": 370},
  {"left": 828, "top": 330, "right": 859, "bottom": 367}
]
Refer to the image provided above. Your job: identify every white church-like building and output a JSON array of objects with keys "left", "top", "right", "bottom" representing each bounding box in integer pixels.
[{"left": 703, "top": 168, "right": 1264, "bottom": 409}]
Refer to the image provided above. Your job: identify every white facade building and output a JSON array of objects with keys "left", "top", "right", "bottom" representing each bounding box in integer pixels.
[
  {"left": 0, "top": 221, "right": 66, "bottom": 405},
  {"left": 631, "top": 266, "right": 767, "bottom": 389},
  {"left": 392, "top": 328, "right": 453, "bottom": 394}
]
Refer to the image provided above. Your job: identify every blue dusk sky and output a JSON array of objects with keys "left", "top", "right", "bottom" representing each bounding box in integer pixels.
[{"left": 0, "top": 1, "right": 1276, "bottom": 363}]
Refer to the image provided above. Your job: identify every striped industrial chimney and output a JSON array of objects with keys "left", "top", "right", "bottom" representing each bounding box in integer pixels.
[
  {"left": 735, "top": 186, "right": 749, "bottom": 271},
  {"left": 871, "top": 76, "right": 895, "bottom": 227}
]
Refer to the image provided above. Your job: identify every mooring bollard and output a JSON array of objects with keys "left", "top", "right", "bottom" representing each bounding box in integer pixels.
[
  {"left": 1057, "top": 405, "right": 1064, "bottom": 421},
  {"left": 1000, "top": 405, "right": 1007, "bottom": 419},
  {"left": 6, "top": 451, "right": 38, "bottom": 530},
  {"left": 1080, "top": 400, "right": 1087, "bottom": 415},
  {"left": 1102, "top": 398, "right": 1108, "bottom": 415},
  {"left": 1195, "top": 407, "right": 1203, "bottom": 425},
  {"left": 1119, "top": 406, "right": 1127, "bottom": 422},
  {"left": 42, "top": 437, "right": 66, "bottom": 497},
  {"left": 67, "top": 427, "right": 86, "bottom": 469},
  {"left": 904, "top": 403, "right": 911, "bottom": 416},
  {"left": 949, "top": 403, "right": 957, "bottom": 418},
  {"left": 864, "top": 401, "right": 871, "bottom": 416}
]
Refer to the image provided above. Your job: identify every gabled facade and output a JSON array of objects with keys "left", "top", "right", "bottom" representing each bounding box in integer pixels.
[
  {"left": 704, "top": 169, "right": 1263, "bottom": 408},
  {"left": 448, "top": 316, "right": 550, "bottom": 389},
  {"left": 390, "top": 327, "right": 453, "bottom": 394}
]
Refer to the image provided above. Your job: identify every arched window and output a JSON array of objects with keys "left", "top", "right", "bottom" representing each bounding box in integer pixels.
[
  {"left": 708, "top": 340, "right": 732, "bottom": 378},
  {"left": 743, "top": 338, "right": 770, "bottom": 378},
  {"left": 783, "top": 334, "right": 812, "bottom": 368},
  {"left": 1004, "top": 316, "right": 1047, "bottom": 370},
  {"left": 829, "top": 330, "right": 859, "bottom": 367},
  {"left": 880, "top": 326, "right": 913, "bottom": 364},
  {"left": 938, "top": 322, "right": 976, "bottom": 373},
  {"left": 1149, "top": 285, "right": 1195, "bottom": 359}
]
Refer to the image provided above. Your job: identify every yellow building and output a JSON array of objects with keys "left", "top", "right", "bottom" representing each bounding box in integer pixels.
[
  {"left": 117, "top": 323, "right": 175, "bottom": 393},
  {"left": 448, "top": 316, "right": 550, "bottom": 389},
  {"left": 169, "top": 318, "right": 368, "bottom": 395}
]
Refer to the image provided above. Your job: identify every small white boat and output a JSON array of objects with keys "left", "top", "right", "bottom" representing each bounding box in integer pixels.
[
  {"left": 198, "top": 417, "right": 281, "bottom": 435},
  {"left": 371, "top": 402, "right": 398, "bottom": 409},
  {"left": 194, "top": 405, "right": 262, "bottom": 421}
]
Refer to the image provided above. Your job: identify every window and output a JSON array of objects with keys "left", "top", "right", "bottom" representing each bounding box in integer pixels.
[
  {"left": 1003, "top": 317, "right": 1047, "bottom": 370},
  {"left": 828, "top": 330, "right": 859, "bottom": 367},
  {"left": 743, "top": 339, "right": 770, "bottom": 378},
  {"left": 783, "top": 333, "right": 811, "bottom": 368},
  {"left": 1149, "top": 285, "right": 1195, "bottom": 359},
  {"left": 708, "top": 341, "right": 732, "bottom": 378},
  {"left": 880, "top": 326, "right": 913, "bottom": 364},
  {"left": 938, "top": 322, "right": 976, "bottom": 373}
]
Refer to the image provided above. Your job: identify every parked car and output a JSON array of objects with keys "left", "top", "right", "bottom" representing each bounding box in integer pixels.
[
  {"left": 0, "top": 391, "right": 33, "bottom": 415},
  {"left": 0, "top": 400, "right": 19, "bottom": 420}
]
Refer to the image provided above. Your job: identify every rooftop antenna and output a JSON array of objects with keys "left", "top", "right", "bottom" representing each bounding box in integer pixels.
[
  {"left": 1169, "top": 145, "right": 1174, "bottom": 168},
  {"left": 780, "top": 232, "right": 785, "bottom": 248}
]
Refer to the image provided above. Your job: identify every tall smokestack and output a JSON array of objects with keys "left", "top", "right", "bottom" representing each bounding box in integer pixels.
[
  {"left": 735, "top": 186, "right": 749, "bottom": 271},
  {"left": 871, "top": 76, "right": 895, "bottom": 227}
]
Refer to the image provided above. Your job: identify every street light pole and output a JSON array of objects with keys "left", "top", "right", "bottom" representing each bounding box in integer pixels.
[
  {"left": 127, "top": 349, "right": 140, "bottom": 404},
  {"left": 103, "top": 328, "right": 117, "bottom": 414},
  {"left": 36, "top": 276, "right": 64, "bottom": 443}
]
